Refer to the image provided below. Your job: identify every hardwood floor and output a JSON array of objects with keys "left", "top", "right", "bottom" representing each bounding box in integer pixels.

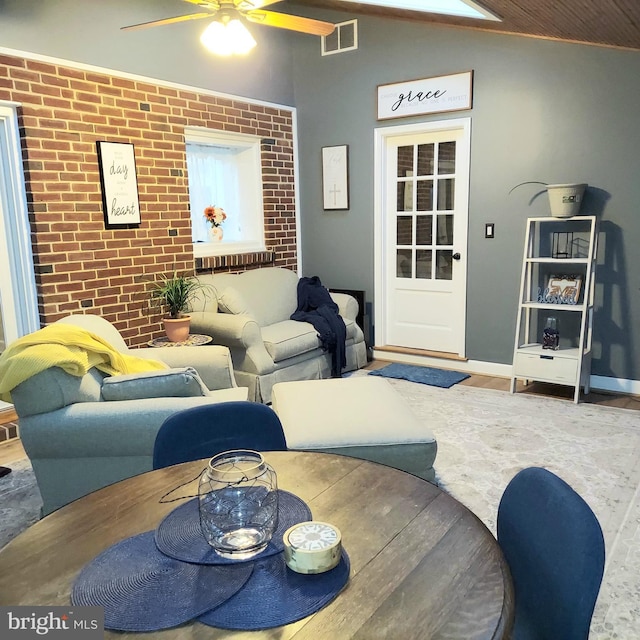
[
  {"left": 0, "top": 361, "right": 638, "bottom": 467},
  {"left": 366, "top": 359, "right": 640, "bottom": 410},
  {"left": 0, "top": 407, "right": 23, "bottom": 466},
  {"left": 0, "top": 438, "right": 25, "bottom": 466}
]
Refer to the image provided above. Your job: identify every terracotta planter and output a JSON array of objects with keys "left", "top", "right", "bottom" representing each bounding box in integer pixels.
[{"left": 163, "top": 316, "right": 191, "bottom": 343}]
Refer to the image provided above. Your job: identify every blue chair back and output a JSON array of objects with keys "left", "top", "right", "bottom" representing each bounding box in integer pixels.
[
  {"left": 153, "top": 401, "right": 287, "bottom": 469},
  {"left": 497, "top": 467, "right": 605, "bottom": 640}
]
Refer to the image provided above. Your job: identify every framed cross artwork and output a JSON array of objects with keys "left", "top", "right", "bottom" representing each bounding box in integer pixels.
[{"left": 322, "top": 145, "right": 349, "bottom": 210}]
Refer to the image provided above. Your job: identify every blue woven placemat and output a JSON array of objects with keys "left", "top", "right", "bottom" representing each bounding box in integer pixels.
[
  {"left": 369, "top": 363, "right": 470, "bottom": 388},
  {"left": 199, "top": 549, "right": 350, "bottom": 630},
  {"left": 155, "top": 489, "right": 312, "bottom": 564},
  {"left": 71, "top": 531, "right": 253, "bottom": 631}
]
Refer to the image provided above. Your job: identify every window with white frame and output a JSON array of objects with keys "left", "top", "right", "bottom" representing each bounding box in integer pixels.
[
  {"left": 185, "top": 127, "right": 265, "bottom": 257},
  {"left": 321, "top": 20, "right": 358, "bottom": 56}
]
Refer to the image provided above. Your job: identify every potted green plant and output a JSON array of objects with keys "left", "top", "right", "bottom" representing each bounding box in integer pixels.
[{"left": 149, "top": 271, "right": 210, "bottom": 342}]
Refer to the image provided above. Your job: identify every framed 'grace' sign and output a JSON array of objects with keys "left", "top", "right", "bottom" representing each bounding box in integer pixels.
[
  {"left": 96, "top": 141, "right": 141, "bottom": 228},
  {"left": 377, "top": 71, "right": 473, "bottom": 120}
]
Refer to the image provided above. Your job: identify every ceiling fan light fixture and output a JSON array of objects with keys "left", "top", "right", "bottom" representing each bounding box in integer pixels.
[{"left": 200, "top": 17, "right": 257, "bottom": 56}]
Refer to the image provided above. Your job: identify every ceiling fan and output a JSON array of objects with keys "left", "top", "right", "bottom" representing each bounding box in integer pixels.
[{"left": 122, "top": 0, "right": 336, "bottom": 56}]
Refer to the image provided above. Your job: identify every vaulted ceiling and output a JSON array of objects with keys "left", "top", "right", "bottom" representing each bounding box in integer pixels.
[{"left": 292, "top": 0, "right": 640, "bottom": 51}]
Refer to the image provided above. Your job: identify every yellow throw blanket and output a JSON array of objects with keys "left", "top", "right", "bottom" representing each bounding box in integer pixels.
[{"left": 0, "top": 324, "right": 168, "bottom": 402}]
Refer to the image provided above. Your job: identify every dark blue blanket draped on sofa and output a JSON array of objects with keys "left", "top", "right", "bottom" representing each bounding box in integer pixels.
[{"left": 291, "top": 276, "right": 346, "bottom": 377}]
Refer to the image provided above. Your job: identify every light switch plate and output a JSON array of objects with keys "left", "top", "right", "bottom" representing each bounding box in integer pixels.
[{"left": 485, "top": 223, "right": 495, "bottom": 238}]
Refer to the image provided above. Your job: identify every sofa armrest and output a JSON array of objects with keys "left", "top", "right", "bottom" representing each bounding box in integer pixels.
[
  {"left": 330, "top": 292, "right": 359, "bottom": 322},
  {"left": 189, "top": 311, "right": 260, "bottom": 344},
  {"left": 133, "top": 344, "right": 237, "bottom": 390},
  {"left": 190, "top": 312, "right": 276, "bottom": 375}
]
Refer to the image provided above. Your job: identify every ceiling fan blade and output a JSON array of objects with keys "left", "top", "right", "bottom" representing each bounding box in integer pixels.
[
  {"left": 246, "top": 10, "right": 335, "bottom": 36},
  {"left": 183, "top": 0, "right": 279, "bottom": 10},
  {"left": 182, "top": 0, "right": 221, "bottom": 8},
  {"left": 236, "top": 0, "right": 283, "bottom": 9},
  {"left": 121, "top": 12, "right": 213, "bottom": 31}
]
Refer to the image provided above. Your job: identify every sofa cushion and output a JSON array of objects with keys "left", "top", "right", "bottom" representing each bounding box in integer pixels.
[
  {"left": 209, "top": 268, "right": 299, "bottom": 327},
  {"left": 261, "top": 317, "right": 361, "bottom": 364},
  {"left": 101, "top": 367, "right": 210, "bottom": 401},
  {"left": 261, "top": 321, "right": 321, "bottom": 362},
  {"left": 217, "top": 286, "right": 253, "bottom": 317}
]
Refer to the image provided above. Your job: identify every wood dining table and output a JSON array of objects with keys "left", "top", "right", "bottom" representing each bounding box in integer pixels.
[{"left": 0, "top": 451, "right": 514, "bottom": 639}]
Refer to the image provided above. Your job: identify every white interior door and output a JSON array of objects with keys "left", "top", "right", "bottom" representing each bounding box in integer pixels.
[{"left": 374, "top": 118, "right": 470, "bottom": 356}]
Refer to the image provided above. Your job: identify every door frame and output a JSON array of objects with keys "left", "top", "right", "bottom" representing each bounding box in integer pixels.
[
  {"left": 0, "top": 102, "right": 39, "bottom": 347},
  {"left": 373, "top": 117, "right": 471, "bottom": 355}
]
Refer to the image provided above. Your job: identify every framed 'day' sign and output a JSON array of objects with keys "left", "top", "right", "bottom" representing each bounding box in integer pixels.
[{"left": 96, "top": 141, "right": 141, "bottom": 227}]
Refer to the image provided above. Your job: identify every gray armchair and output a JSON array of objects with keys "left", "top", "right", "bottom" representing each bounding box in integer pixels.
[{"left": 10, "top": 314, "right": 248, "bottom": 514}]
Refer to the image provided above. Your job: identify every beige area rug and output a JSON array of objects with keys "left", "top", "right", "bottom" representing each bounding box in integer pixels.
[
  {"left": 3, "top": 377, "right": 640, "bottom": 638},
  {"left": 358, "top": 373, "right": 640, "bottom": 640},
  {"left": 0, "top": 455, "right": 42, "bottom": 549}
]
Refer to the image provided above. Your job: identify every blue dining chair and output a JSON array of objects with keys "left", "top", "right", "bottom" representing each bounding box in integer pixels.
[
  {"left": 497, "top": 467, "right": 605, "bottom": 640},
  {"left": 152, "top": 401, "right": 287, "bottom": 469}
]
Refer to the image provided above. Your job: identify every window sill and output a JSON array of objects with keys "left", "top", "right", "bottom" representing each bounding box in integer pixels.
[{"left": 193, "top": 241, "right": 267, "bottom": 258}]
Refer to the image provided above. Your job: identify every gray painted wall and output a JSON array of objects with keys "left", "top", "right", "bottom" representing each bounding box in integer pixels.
[
  {"left": 0, "top": 0, "right": 295, "bottom": 105},
  {"left": 290, "top": 10, "right": 640, "bottom": 381},
  {"left": 2, "top": 1, "right": 640, "bottom": 381}
]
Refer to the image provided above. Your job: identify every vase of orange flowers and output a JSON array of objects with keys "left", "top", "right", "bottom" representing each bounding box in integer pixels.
[{"left": 204, "top": 205, "right": 227, "bottom": 241}]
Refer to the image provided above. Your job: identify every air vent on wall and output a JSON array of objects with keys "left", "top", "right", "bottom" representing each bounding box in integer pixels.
[{"left": 322, "top": 20, "right": 358, "bottom": 56}]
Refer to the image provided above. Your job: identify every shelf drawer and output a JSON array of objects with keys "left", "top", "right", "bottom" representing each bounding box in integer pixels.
[{"left": 514, "top": 351, "right": 578, "bottom": 383}]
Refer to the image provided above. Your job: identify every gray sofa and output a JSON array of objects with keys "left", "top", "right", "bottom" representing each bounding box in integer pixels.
[
  {"left": 11, "top": 314, "right": 248, "bottom": 514},
  {"left": 190, "top": 267, "right": 368, "bottom": 403}
]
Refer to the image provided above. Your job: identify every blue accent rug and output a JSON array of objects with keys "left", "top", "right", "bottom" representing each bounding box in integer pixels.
[{"left": 368, "top": 363, "right": 470, "bottom": 388}]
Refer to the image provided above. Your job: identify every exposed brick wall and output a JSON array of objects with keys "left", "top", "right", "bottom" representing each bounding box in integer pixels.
[{"left": 0, "top": 53, "right": 297, "bottom": 346}]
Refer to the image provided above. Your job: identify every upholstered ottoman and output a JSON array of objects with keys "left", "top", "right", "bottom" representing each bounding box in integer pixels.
[{"left": 270, "top": 376, "right": 438, "bottom": 482}]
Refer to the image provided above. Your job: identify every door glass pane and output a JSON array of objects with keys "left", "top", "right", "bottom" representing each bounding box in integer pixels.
[
  {"left": 416, "top": 250, "right": 432, "bottom": 279},
  {"left": 396, "top": 181, "right": 413, "bottom": 212},
  {"left": 397, "top": 249, "right": 412, "bottom": 278},
  {"left": 397, "top": 146, "right": 414, "bottom": 177},
  {"left": 438, "top": 142, "right": 456, "bottom": 174},
  {"left": 436, "top": 214, "right": 454, "bottom": 245},
  {"left": 416, "top": 215, "right": 432, "bottom": 245},
  {"left": 416, "top": 179, "right": 433, "bottom": 211},
  {"left": 396, "top": 216, "right": 413, "bottom": 245},
  {"left": 437, "top": 178, "right": 454, "bottom": 210},
  {"left": 417, "top": 144, "right": 434, "bottom": 176},
  {"left": 436, "top": 250, "right": 453, "bottom": 280}
]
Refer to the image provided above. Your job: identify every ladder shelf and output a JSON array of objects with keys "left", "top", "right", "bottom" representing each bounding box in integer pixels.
[{"left": 510, "top": 216, "right": 598, "bottom": 404}]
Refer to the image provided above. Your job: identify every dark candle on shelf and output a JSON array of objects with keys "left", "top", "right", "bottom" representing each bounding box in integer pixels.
[{"left": 542, "top": 317, "right": 560, "bottom": 350}]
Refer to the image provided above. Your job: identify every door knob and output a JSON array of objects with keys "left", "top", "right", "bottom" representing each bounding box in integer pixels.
[{"left": 452, "top": 252, "right": 461, "bottom": 260}]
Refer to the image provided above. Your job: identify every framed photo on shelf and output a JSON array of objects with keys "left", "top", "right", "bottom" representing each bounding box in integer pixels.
[
  {"left": 543, "top": 274, "right": 582, "bottom": 305},
  {"left": 96, "top": 141, "right": 141, "bottom": 228},
  {"left": 322, "top": 145, "right": 349, "bottom": 210}
]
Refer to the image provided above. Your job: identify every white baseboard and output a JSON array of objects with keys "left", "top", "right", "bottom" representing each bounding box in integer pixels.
[
  {"left": 590, "top": 376, "right": 640, "bottom": 396},
  {"left": 371, "top": 350, "right": 639, "bottom": 397}
]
